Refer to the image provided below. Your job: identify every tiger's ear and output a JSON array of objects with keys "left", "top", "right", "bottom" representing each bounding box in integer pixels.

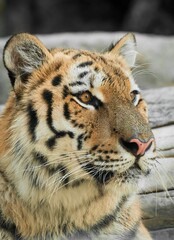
[
  {"left": 106, "top": 33, "right": 137, "bottom": 67},
  {"left": 3, "top": 33, "right": 52, "bottom": 87}
]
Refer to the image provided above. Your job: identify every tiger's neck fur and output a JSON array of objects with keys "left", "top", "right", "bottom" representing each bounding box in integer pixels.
[{"left": 0, "top": 94, "right": 141, "bottom": 239}]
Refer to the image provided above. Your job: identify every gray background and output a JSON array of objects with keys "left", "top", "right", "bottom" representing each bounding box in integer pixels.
[{"left": 0, "top": 1, "right": 174, "bottom": 239}]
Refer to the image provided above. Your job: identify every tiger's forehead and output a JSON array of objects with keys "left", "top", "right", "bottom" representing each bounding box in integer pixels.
[
  {"left": 53, "top": 50, "right": 105, "bottom": 92},
  {"left": 53, "top": 49, "right": 139, "bottom": 93},
  {"left": 67, "top": 60, "right": 106, "bottom": 94}
]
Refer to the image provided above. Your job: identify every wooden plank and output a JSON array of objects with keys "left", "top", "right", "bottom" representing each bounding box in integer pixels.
[
  {"left": 143, "top": 87, "right": 174, "bottom": 128},
  {"left": 151, "top": 228, "right": 174, "bottom": 240},
  {"left": 141, "top": 87, "right": 174, "bottom": 230},
  {"left": 141, "top": 190, "right": 174, "bottom": 230}
]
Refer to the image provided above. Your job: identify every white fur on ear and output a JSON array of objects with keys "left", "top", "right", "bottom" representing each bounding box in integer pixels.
[
  {"left": 5, "top": 42, "right": 45, "bottom": 75},
  {"left": 107, "top": 33, "right": 137, "bottom": 67},
  {"left": 3, "top": 33, "right": 51, "bottom": 76},
  {"left": 3, "top": 33, "right": 52, "bottom": 87}
]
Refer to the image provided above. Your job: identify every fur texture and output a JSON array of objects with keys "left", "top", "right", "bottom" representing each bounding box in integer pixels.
[{"left": 0, "top": 33, "right": 156, "bottom": 239}]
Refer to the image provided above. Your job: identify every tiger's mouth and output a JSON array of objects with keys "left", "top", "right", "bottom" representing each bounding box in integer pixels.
[
  {"left": 82, "top": 162, "right": 115, "bottom": 184},
  {"left": 81, "top": 160, "right": 148, "bottom": 184}
]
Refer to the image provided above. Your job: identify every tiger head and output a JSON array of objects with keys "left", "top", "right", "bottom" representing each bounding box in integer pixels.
[{"left": 3, "top": 33, "right": 156, "bottom": 194}]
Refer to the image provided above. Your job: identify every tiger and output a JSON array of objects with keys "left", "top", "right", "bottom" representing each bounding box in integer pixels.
[{"left": 0, "top": 32, "right": 156, "bottom": 240}]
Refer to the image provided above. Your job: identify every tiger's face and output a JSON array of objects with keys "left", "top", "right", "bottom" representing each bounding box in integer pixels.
[{"left": 3, "top": 33, "right": 156, "bottom": 192}]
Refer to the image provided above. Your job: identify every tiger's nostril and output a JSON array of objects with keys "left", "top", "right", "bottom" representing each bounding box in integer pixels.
[
  {"left": 120, "top": 139, "right": 139, "bottom": 156},
  {"left": 120, "top": 138, "right": 154, "bottom": 156}
]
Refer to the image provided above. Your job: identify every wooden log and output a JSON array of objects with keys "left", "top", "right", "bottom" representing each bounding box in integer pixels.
[
  {"left": 0, "top": 86, "right": 174, "bottom": 234},
  {"left": 140, "top": 87, "right": 174, "bottom": 231},
  {"left": 142, "top": 190, "right": 174, "bottom": 230},
  {"left": 143, "top": 87, "right": 174, "bottom": 128}
]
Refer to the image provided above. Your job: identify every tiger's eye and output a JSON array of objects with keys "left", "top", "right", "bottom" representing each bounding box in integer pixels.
[{"left": 78, "top": 91, "right": 92, "bottom": 104}]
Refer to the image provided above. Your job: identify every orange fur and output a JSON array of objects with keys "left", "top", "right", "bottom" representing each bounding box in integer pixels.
[{"left": 0, "top": 33, "right": 155, "bottom": 239}]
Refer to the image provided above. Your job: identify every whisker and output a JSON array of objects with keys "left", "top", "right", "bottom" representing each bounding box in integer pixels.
[
  {"left": 155, "top": 160, "right": 174, "bottom": 190},
  {"left": 18, "top": 153, "right": 92, "bottom": 174},
  {"left": 45, "top": 158, "right": 94, "bottom": 189},
  {"left": 48, "top": 170, "right": 93, "bottom": 202},
  {"left": 47, "top": 166, "right": 91, "bottom": 201},
  {"left": 154, "top": 165, "right": 174, "bottom": 204}
]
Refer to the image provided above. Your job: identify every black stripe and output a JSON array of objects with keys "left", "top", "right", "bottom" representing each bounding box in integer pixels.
[
  {"left": 78, "top": 71, "right": 89, "bottom": 78},
  {"left": 52, "top": 131, "right": 75, "bottom": 139},
  {"left": 77, "top": 61, "right": 93, "bottom": 68},
  {"left": 8, "top": 70, "right": 16, "bottom": 87},
  {"left": 69, "top": 81, "right": 86, "bottom": 87},
  {"left": 94, "top": 67, "right": 99, "bottom": 72},
  {"left": 52, "top": 75, "right": 62, "bottom": 86},
  {"left": 70, "top": 179, "right": 85, "bottom": 188},
  {"left": 81, "top": 159, "right": 116, "bottom": 184},
  {"left": 67, "top": 131, "right": 74, "bottom": 138},
  {"left": 29, "top": 63, "right": 61, "bottom": 92},
  {"left": 63, "top": 50, "right": 73, "bottom": 55},
  {"left": 20, "top": 72, "right": 30, "bottom": 84},
  {"left": 42, "top": 89, "right": 74, "bottom": 149},
  {"left": 43, "top": 90, "right": 64, "bottom": 135},
  {"left": 91, "top": 195, "right": 128, "bottom": 234},
  {"left": 77, "top": 134, "right": 84, "bottom": 150},
  {"left": 49, "top": 131, "right": 74, "bottom": 141},
  {"left": 137, "top": 98, "right": 143, "bottom": 106},
  {"left": 56, "top": 164, "right": 69, "bottom": 186},
  {"left": 33, "top": 151, "right": 62, "bottom": 177},
  {"left": 46, "top": 136, "right": 57, "bottom": 150},
  {"left": 42, "top": 90, "right": 56, "bottom": 135},
  {"left": 42, "top": 89, "right": 53, "bottom": 104},
  {"left": 93, "top": 169, "right": 114, "bottom": 184},
  {"left": 63, "top": 85, "right": 69, "bottom": 99},
  {"left": 0, "top": 207, "right": 23, "bottom": 239},
  {"left": 25, "top": 163, "right": 42, "bottom": 188},
  {"left": 33, "top": 151, "right": 69, "bottom": 179},
  {"left": 33, "top": 151, "right": 48, "bottom": 166},
  {"left": 91, "top": 213, "right": 115, "bottom": 234},
  {"left": 100, "top": 56, "right": 107, "bottom": 65},
  {"left": 27, "top": 103, "right": 38, "bottom": 141},
  {"left": 90, "top": 145, "right": 99, "bottom": 151},
  {"left": 72, "top": 53, "right": 81, "bottom": 60},
  {"left": 0, "top": 210, "right": 17, "bottom": 237},
  {"left": 46, "top": 131, "right": 74, "bottom": 150},
  {"left": 63, "top": 103, "right": 71, "bottom": 120}
]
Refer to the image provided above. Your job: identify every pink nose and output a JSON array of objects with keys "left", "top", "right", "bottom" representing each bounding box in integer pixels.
[{"left": 130, "top": 138, "right": 154, "bottom": 156}]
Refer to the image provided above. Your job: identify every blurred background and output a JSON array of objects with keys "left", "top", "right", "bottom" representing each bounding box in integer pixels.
[{"left": 1, "top": 0, "right": 174, "bottom": 37}]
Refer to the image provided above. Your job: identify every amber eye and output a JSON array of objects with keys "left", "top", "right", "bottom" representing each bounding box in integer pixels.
[{"left": 78, "top": 91, "right": 93, "bottom": 104}]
